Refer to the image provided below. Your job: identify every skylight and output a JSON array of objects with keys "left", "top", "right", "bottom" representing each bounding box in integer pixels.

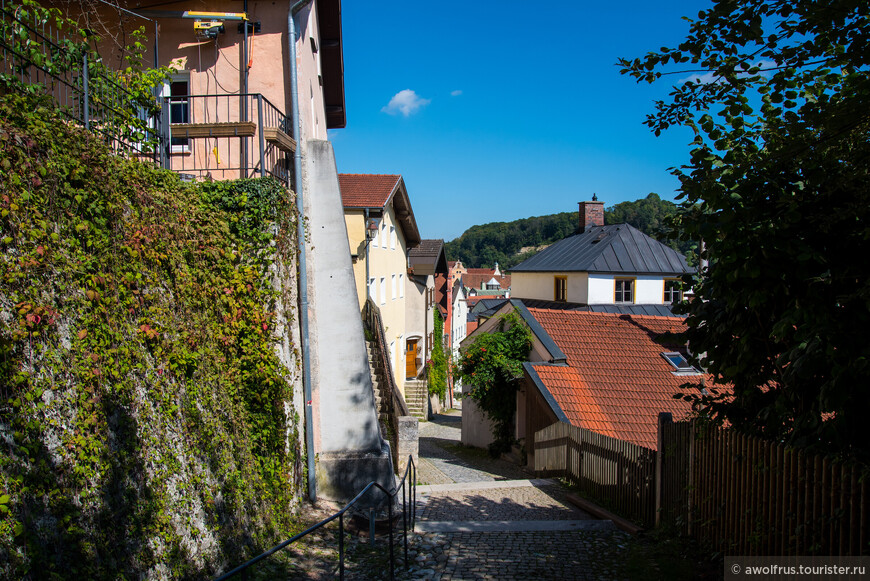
[{"left": 661, "top": 351, "right": 701, "bottom": 374}]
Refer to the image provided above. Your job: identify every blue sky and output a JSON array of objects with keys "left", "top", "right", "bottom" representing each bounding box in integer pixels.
[{"left": 331, "top": 1, "right": 711, "bottom": 241}]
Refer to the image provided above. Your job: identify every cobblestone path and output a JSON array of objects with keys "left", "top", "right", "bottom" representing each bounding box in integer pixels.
[{"left": 401, "top": 407, "right": 633, "bottom": 580}]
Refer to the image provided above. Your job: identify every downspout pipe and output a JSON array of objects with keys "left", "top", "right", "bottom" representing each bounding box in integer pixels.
[
  {"left": 289, "top": 0, "right": 316, "bottom": 501},
  {"left": 364, "top": 208, "right": 370, "bottom": 299}
]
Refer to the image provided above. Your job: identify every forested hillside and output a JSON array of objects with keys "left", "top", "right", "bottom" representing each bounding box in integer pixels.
[{"left": 445, "top": 193, "right": 696, "bottom": 268}]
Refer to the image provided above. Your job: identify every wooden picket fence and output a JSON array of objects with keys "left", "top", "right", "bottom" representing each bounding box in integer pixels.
[
  {"left": 534, "top": 421, "right": 657, "bottom": 528},
  {"left": 534, "top": 417, "right": 870, "bottom": 555}
]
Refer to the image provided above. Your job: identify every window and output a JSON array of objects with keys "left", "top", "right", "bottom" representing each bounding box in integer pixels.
[
  {"left": 381, "top": 223, "right": 388, "bottom": 248},
  {"left": 166, "top": 74, "right": 190, "bottom": 152},
  {"left": 371, "top": 223, "right": 379, "bottom": 248},
  {"left": 391, "top": 274, "right": 397, "bottom": 300},
  {"left": 399, "top": 274, "right": 404, "bottom": 298},
  {"left": 554, "top": 276, "right": 567, "bottom": 302},
  {"left": 664, "top": 279, "right": 683, "bottom": 304},
  {"left": 615, "top": 278, "right": 634, "bottom": 303},
  {"left": 661, "top": 351, "right": 701, "bottom": 374},
  {"left": 380, "top": 277, "right": 386, "bottom": 305},
  {"left": 390, "top": 226, "right": 396, "bottom": 250},
  {"left": 368, "top": 277, "right": 376, "bottom": 302}
]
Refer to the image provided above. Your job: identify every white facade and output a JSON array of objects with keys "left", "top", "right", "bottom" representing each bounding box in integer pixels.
[
  {"left": 512, "top": 272, "right": 589, "bottom": 304},
  {"left": 513, "top": 271, "right": 676, "bottom": 305},
  {"left": 451, "top": 285, "right": 468, "bottom": 359}
]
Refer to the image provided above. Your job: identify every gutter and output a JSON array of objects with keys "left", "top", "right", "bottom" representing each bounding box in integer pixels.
[{"left": 289, "top": 0, "right": 316, "bottom": 501}]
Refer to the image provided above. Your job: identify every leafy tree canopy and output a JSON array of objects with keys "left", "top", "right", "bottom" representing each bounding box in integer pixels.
[
  {"left": 620, "top": 0, "right": 870, "bottom": 459},
  {"left": 445, "top": 194, "right": 694, "bottom": 268}
]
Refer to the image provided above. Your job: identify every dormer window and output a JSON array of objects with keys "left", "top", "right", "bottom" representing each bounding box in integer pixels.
[
  {"left": 554, "top": 276, "right": 567, "bottom": 302},
  {"left": 614, "top": 278, "right": 634, "bottom": 303},
  {"left": 664, "top": 279, "right": 683, "bottom": 304},
  {"left": 661, "top": 351, "right": 701, "bottom": 375}
]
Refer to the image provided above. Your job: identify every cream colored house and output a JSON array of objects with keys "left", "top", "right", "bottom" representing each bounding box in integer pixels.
[
  {"left": 511, "top": 200, "right": 693, "bottom": 307},
  {"left": 340, "top": 174, "right": 421, "bottom": 397}
]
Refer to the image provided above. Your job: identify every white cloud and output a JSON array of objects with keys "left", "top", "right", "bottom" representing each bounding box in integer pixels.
[
  {"left": 679, "top": 59, "right": 777, "bottom": 85},
  {"left": 450, "top": 89, "right": 462, "bottom": 97},
  {"left": 381, "top": 89, "right": 431, "bottom": 117}
]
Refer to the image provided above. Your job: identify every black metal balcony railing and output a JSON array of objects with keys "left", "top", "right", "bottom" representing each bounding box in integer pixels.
[{"left": 161, "top": 93, "right": 295, "bottom": 184}]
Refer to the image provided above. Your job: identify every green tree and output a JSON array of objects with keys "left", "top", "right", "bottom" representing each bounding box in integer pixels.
[
  {"left": 620, "top": 0, "right": 870, "bottom": 458},
  {"left": 459, "top": 310, "right": 532, "bottom": 455}
]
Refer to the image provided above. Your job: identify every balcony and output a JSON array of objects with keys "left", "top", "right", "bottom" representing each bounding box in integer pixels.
[
  {"left": 160, "top": 93, "right": 295, "bottom": 185},
  {"left": 1, "top": 1, "right": 293, "bottom": 186}
]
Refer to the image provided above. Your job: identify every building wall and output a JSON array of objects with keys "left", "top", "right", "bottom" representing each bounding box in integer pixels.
[
  {"left": 77, "top": 1, "right": 331, "bottom": 180},
  {"left": 522, "top": 375, "right": 559, "bottom": 468},
  {"left": 405, "top": 274, "right": 434, "bottom": 378},
  {"left": 461, "top": 397, "right": 496, "bottom": 449},
  {"left": 588, "top": 274, "right": 667, "bottom": 304},
  {"left": 344, "top": 209, "right": 368, "bottom": 308},
  {"left": 512, "top": 272, "right": 589, "bottom": 303},
  {"left": 451, "top": 288, "right": 468, "bottom": 360},
  {"left": 366, "top": 204, "right": 409, "bottom": 396}
]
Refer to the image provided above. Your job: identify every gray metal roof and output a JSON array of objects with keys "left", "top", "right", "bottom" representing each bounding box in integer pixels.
[
  {"left": 509, "top": 224, "right": 692, "bottom": 275},
  {"left": 516, "top": 298, "right": 684, "bottom": 318},
  {"left": 470, "top": 298, "right": 509, "bottom": 316},
  {"left": 408, "top": 239, "right": 447, "bottom": 275}
]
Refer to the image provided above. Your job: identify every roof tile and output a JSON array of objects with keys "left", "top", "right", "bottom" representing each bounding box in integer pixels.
[
  {"left": 528, "top": 309, "right": 714, "bottom": 449},
  {"left": 338, "top": 174, "right": 400, "bottom": 208}
]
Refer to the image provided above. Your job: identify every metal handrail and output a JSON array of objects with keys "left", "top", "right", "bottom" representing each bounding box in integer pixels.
[
  {"left": 363, "top": 298, "right": 410, "bottom": 418},
  {"left": 214, "top": 455, "right": 417, "bottom": 581}
]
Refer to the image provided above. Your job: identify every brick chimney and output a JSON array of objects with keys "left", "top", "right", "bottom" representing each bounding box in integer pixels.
[{"left": 578, "top": 195, "right": 604, "bottom": 232}]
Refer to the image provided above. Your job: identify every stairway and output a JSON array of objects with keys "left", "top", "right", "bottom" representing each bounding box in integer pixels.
[
  {"left": 366, "top": 340, "right": 391, "bottom": 437},
  {"left": 404, "top": 379, "right": 428, "bottom": 421}
]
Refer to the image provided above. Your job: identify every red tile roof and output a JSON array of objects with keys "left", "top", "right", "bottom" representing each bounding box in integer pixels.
[
  {"left": 339, "top": 174, "right": 400, "bottom": 208},
  {"left": 462, "top": 270, "right": 511, "bottom": 292},
  {"left": 527, "top": 309, "right": 712, "bottom": 449}
]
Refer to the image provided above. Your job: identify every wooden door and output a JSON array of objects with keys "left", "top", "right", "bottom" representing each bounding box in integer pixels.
[{"left": 405, "top": 340, "right": 418, "bottom": 378}]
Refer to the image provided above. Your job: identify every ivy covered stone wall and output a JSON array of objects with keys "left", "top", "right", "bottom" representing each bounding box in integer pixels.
[{"left": 0, "top": 92, "right": 305, "bottom": 579}]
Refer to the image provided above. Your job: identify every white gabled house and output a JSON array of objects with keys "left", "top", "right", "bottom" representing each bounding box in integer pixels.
[{"left": 510, "top": 199, "right": 693, "bottom": 308}]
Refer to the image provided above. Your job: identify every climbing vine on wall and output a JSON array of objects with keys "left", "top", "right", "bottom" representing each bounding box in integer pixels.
[
  {"left": 459, "top": 310, "right": 532, "bottom": 455},
  {"left": 0, "top": 90, "right": 302, "bottom": 579},
  {"left": 428, "top": 312, "right": 447, "bottom": 398}
]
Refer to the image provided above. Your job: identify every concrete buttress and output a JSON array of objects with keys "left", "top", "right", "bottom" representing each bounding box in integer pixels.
[{"left": 303, "top": 140, "right": 395, "bottom": 503}]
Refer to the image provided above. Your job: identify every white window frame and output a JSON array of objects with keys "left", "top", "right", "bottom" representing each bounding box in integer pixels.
[
  {"left": 368, "top": 277, "right": 376, "bottom": 302},
  {"left": 615, "top": 278, "right": 635, "bottom": 303},
  {"left": 164, "top": 72, "right": 191, "bottom": 154},
  {"left": 399, "top": 274, "right": 404, "bottom": 298},
  {"left": 390, "top": 226, "right": 396, "bottom": 250},
  {"left": 391, "top": 274, "right": 397, "bottom": 300},
  {"left": 381, "top": 223, "right": 388, "bottom": 248},
  {"left": 380, "top": 277, "right": 386, "bottom": 305}
]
